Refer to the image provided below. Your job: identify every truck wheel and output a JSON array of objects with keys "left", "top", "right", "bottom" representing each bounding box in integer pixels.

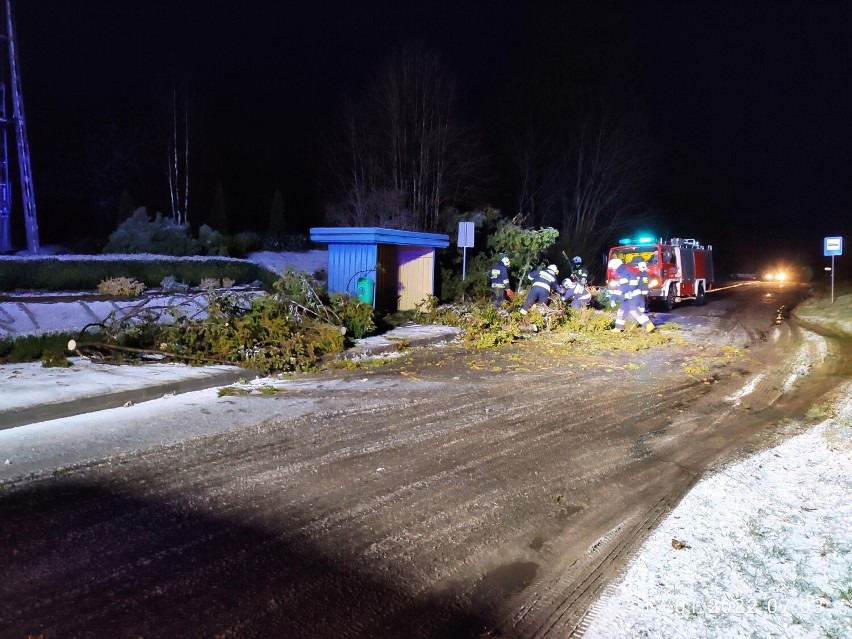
[
  {"left": 663, "top": 285, "right": 676, "bottom": 311},
  {"left": 695, "top": 283, "right": 706, "bottom": 306}
]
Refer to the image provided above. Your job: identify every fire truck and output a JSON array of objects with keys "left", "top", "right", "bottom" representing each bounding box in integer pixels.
[{"left": 606, "top": 237, "right": 714, "bottom": 310}]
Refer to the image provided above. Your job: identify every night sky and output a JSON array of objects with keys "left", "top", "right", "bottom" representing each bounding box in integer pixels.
[{"left": 10, "top": 1, "right": 852, "bottom": 275}]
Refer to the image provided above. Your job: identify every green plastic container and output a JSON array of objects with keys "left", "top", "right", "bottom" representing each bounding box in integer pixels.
[{"left": 356, "top": 277, "right": 374, "bottom": 305}]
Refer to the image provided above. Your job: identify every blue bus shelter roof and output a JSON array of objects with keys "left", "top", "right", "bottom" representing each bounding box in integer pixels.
[{"left": 310, "top": 227, "right": 450, "bottom": 248}]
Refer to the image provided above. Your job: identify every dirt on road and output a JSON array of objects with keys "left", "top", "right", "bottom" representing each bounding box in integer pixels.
[{"left": 1, "top": 284, "right": 846, "bottom": 639}]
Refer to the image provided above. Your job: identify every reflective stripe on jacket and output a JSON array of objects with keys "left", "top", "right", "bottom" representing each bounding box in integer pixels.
[
  {"left": 531, "top": 269, "right": 559, "bottom": 291},
  {"left": 489, "top": 262, "right": 510, "bottom": 288}
]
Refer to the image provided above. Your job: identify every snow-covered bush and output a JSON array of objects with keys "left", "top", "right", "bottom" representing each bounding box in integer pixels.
[
  {"left": 103, "top": 208, "right": 201, "bottom": 256},
  {"left": 97, "top": 277, "right": 146, "bottom": 296},
  {"left": 160, "top": 275, "right": 190, "bottom": 292},
  {"left": 262, "top": 233, "right": 311, "bottom": 252},
  {"left": 199, "top": 278, "right": 221, "bottom": 290},
  {"left": 197, "top": 224, "right": 228, "bottom": 256}
]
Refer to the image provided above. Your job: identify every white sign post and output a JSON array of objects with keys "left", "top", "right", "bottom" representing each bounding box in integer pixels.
[
  {"left": 458, "top": 221, "right": 475, "bottom": 281},
  {"left": 823, "top": 236, "right": 843, "bottom": 303}
]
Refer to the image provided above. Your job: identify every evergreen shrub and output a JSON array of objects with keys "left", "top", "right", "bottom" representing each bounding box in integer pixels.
[{"left": 104, "top": 208, "right": 201, "bottom": 256}]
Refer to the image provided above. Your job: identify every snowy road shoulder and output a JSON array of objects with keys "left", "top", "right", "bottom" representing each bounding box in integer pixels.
[{"left": 583, "top": 383, "right": 852, "bottom": 638}]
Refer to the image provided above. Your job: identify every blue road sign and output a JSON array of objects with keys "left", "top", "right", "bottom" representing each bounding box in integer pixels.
[{"left": 824, "top": 236, "right": 843, "bottom": 257}]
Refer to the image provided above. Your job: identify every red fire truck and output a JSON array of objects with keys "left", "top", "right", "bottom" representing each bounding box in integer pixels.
[{"left": 606, "top": 237, "right": 714, "bottom": 310}]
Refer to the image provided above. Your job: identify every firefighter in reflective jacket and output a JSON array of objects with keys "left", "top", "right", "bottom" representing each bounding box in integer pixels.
[
  {"left": 571, "top": 256, "right": 589, "bottom": 285},
  {"left": 520, "top": 264, "right": 559, "bottom": 315},
  {"left": 607, "top": 258, "right": 629, "bottom": 310},
  {"left": 610, "top": 258, "right": 655, "bottom": 332},
  {"left": 560, "top": 277, "right": 592, "bottom": 309},
  {"left": 615, "top": 259, "right": 656, "bottom": 333},
  {"left": 632, "top": 256, "right": 651, "bottom": 314},
  {"left": 489, "top": 255, "right": 511, "bottom": 308}
]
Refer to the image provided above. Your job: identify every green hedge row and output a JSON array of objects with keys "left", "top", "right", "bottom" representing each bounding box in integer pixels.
[{"left": 0, "top": 257, "right": 280, "bottom": 292}]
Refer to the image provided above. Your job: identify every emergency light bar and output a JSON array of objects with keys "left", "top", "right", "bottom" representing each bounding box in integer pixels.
[{"left": 617, "top": 235, "right": 657, "bottom": 245}]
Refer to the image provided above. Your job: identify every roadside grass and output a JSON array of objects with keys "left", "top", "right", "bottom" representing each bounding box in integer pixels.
[
  {"left": 327, "top": 356, "right": 399, "bottom": 371},
  {"left": 806, "top": 400, "right": 838, "bottom": 423},
  {"left": 218, "top": 384, "right": 285, "bottom": 397},
  {"left": 793, "top": 291, "right": 852, "bottom": 339}
]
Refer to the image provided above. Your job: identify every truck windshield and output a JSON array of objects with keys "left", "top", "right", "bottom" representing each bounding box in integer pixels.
[{"left": 611, "top": 246, "right": 660, "bottom": 266}]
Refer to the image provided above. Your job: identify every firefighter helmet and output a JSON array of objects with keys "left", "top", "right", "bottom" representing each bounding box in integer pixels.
[
  {"left": 630, "top": 255, "right": 647, "bottom": 270},
  {"left": 547, "top": 264, "right": 559, "bottom": 274},
  {"left": 572, "top": 256, "right": 582, "bottom": 265},
  {"left": 501, "top": 255, "right": 510, "bottom": 267},
  {"left": 608, "top": 258, "right": 623, "bottom": 269}
]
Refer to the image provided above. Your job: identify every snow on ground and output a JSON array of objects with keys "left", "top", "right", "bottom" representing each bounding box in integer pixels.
[
  {"left": 0, "top": 250, "right": 328, "bottom": 339},
  {"left": 781, "top": 331, "right": 828, "bottom": 394},
  {"left": 583, "top": 385, "right": 852, "bottom": 639},
  {"left": 1, "top": 252, "right": 253, "bottom": 263},
  {"left": 0, "top": 358, "right": 240, "bottom": 413},
  {"left": 245, "top": 250, "right": 327, "bottom": 276},
  {"left": 1, "top": 249, "right": 329, "bottom": 275},
  {"left": 3, "top": 256, "right": 851, "bottom": 637},
  {"left": 583, "top": 296, "right": 852, "bottom": 638},
  {"left": 724, "top": 373, "right": 765, "bottom": 406}
]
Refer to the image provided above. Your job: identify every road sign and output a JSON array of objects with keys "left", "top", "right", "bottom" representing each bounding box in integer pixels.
[
  {"left": 458, "top": 221, "right": 474, "bottom": 248},
  {"left": 823, "top": 236, "right": 843, "bottom": 303},
  {"left": 824, "top": 236, "right": 843, "bottom": 256},
  {"left": 458, "top": 221, "right": 474, "bottom": 283}
]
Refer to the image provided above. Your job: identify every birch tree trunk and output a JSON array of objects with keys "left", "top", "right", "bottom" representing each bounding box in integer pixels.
[{"left": 167, "top": 91, "right": 190, "bottom": 225}]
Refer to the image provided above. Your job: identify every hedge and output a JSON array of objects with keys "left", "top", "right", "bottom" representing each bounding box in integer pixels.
[{"left": 0, "top": 256, "right": 279, "bottom": 293}]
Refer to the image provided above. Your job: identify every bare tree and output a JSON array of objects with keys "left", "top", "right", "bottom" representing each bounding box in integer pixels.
[
  {"left": 167, "top": 91, "right": 190, "bottom": 225},
  {"left": 547, "top": 108, "right": 648, "bottom": 260},
  {"left": 500, "top": 2, "right": 649, "bottom": 265},
  {"left": 508, "top": 109, "right": 558, "bottom": 228},
  {"left": 322, "top": 43, "right": 484, "bottom": 231},
  {"left": 322, "top": 100, "right": 377, "bottom": 226},
  {"left": 325, "top": 186, "right": 415, "bottom": 229},
  {"left": 505, "top": 98, "right": 649, "bottom": 264}
]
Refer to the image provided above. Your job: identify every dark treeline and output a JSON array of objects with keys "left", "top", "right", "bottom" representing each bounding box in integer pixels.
[
  {"left": 13, "top": 1, "right": 852, "bottom": 273},
  {"left": 15, "top": 2, "right": 656, "bottom": 261}
]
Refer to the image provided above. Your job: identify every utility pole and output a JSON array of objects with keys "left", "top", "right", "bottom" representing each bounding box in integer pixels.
[{"left": 0, "top": 0, "right": 39, "bottom": 254}]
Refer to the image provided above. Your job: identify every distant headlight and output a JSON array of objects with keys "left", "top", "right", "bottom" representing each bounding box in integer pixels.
[
  {"left": 776, "top": 272, "right": 787, "bottom": 281},
  {"left": 764, "top": 273, "right": 774, "bottom": 281}
]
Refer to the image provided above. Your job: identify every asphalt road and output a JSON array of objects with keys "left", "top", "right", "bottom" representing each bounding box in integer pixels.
[{"left": 1, "top": 282, "right": 841, "bottom": 639}]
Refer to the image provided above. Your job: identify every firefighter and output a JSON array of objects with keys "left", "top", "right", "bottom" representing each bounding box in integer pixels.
[
  {"left": 631, "top": 256, "right": 651, "bottom": 314},
  {"left": 571, "top": 255, "right": 589, "bottom": 285},
  {"left": 560, "top": 277, "right": 592, "bottom": 309},
  {"left": 488, "top": 255, "right": 512, "bottom": 308},
  {"left": 520, "top": 264, "right": 559, "bottom": 315},
  {"left": 619, "top": 257, "right": 655, "bottom": 333},
  {"left": 608, "top": 257, "right": 631, "bottom": 330}
]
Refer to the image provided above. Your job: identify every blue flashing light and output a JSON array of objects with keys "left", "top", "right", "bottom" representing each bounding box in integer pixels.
[{"left": 620, "top": 234, "right": 657, "bottom": 245}]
